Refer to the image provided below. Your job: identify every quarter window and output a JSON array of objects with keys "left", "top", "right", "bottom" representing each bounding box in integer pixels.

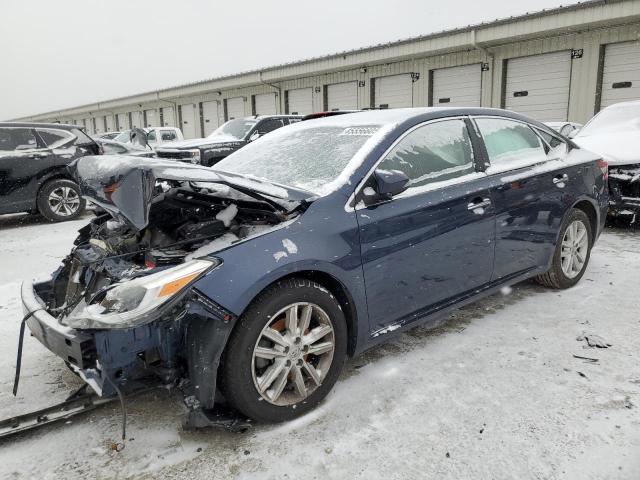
[
  {"left": 36, "top": 128, "right": 74, "bottom": 148},
  {"left": 475, "top": 118, "right": 547, "bottom": 169},
  {"left": 378, "top": 119, "right": 475, "bottom": 188}
]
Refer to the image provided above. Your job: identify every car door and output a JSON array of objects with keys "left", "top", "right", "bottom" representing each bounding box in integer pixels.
[
  {"left": 0, "top": 127, "right": 50, "bottom": 213},
  {"left": 472, "top": 116, "right": 574, "bottom": 281},
  {"left": 355, "top": 118, "right": 496, "bottom": 334}
]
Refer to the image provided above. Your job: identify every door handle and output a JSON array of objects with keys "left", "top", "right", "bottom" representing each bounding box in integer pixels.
[
  {"left": 467, "top": 197, "right": 491, "bottom": 211},
  {"left": 553, "top": 174, "right": 569, "bottom": 185}
]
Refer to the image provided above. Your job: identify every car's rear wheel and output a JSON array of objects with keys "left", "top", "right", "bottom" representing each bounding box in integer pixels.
[
  {"left": 536, "top": 208, "right": 592, "bottom": 289},
  {"left": 37, "top": 179, "right": 85, "bottom": 222},
  {"left": 220, "top": 278, "right": 347, "bottom": 423}
]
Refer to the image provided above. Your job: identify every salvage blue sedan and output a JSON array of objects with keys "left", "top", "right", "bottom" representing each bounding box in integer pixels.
[{"left": 20, "top": 108, "right": 608, "bottom": 426}]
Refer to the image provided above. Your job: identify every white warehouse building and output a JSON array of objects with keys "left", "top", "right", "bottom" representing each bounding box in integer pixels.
[{"left": 14, "top": 0, "right": 640, "bottom": 138}]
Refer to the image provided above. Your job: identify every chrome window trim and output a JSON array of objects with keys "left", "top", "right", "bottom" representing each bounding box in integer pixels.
[{"left": 344, "top": 115, "right": 476, "bottom": 211}]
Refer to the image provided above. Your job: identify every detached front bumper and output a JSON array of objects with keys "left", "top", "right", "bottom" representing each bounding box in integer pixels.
[
  {"left": 21, "top": 278, "right": 96, "bottom": 370},
  {"left": 20, "top": 278, "right": 182, "bottom": 397}
]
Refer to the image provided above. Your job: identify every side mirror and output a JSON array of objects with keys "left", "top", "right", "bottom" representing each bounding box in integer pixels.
[
  {"left": 567, "top": 129, "right": 578, "bottom": 139},
  {"left": 366, "top": 169, "right": 410, "bottom": 202},
  {"left": 249, "top": 131, "right": 261, "bottom": 142},
  {"left": 130, "top": 128, "right": 150, "bottom": 149}
]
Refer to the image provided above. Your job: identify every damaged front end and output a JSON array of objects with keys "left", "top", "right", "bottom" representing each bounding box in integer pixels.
[
  {"left": 20, "top": 156, "right": 308, "bottom": 425},
  {"left": 608, "top": 164, "right": 640, "bottom": 220}
]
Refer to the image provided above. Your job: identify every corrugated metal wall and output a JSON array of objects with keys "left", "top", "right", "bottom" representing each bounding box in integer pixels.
[{"left": 25, "top": 3, "right": 640, "bottom": 128}]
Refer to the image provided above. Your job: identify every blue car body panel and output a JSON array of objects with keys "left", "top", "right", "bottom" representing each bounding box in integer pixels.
[{"left": 21, "top": 107, "right": 609, "bottom": 402}]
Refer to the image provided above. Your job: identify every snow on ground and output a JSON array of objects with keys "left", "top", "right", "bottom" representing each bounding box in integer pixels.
[{"left": 0, "top": 212, "right": 639, "bottom": 479}]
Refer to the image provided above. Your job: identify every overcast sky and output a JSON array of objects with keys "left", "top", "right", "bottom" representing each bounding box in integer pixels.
[{"left": 1, "top": 0, "right": 573, "bottom": 120}]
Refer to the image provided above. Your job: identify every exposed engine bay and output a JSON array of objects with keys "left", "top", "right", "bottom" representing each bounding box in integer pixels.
[
  {"left": 609, "top": 164, "right": 640, "bottom": 218},
  {"left": 44, "top": 156, "right": 308, "bottom": 329}
]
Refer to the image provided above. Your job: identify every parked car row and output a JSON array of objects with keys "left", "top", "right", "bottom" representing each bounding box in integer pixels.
[{"left": 20, "top": 107, "right": 609, "bottom": 428}]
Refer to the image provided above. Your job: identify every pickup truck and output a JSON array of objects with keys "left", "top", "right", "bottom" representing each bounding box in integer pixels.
[{"left": 155, "top": 115, "right": 301, "bottom": 166}]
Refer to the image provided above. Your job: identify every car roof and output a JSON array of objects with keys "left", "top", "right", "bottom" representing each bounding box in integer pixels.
[
  {"left": 250, "top": 115, "right": 302, "bottom": 120},
  {"left": 0, "top": 122, "right": 80, "bottom": 130},
  {"left": 295, "top": 107, "right": 548, "bottom": 129}
]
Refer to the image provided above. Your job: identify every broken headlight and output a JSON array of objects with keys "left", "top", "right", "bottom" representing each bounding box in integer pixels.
[{"left": 63, "top": 259, "right": 218, "bottom": 329}]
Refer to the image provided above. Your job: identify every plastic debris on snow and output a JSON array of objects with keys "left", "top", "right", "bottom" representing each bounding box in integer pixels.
[{"left": 577, "top": 332, "right": 612, "bottom": 349}]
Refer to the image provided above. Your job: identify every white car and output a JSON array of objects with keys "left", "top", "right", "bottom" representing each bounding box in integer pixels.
[
  {"left": 573, "top": 101, "right": 640, "bottom": 218},
  {"left": 113, "top": 127, "right": 183, "bottom": 148}
]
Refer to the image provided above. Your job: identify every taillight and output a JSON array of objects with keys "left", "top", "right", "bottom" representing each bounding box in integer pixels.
[{"left": 596, "top": 159, "right": 608, "bottom": 181}]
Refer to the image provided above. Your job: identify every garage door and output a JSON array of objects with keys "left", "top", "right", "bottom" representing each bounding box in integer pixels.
[
  {"left": 287, "top": 88, "right": 313, "bottom": 115},
  {"left": 202, "top": 101, "right": 220, "bottom": 136},
  {"left": 105, "top": 115, "right": 115, "bottom": 132},
  {"left": 161, "top": 107, "right": 176, "bottom": 127},
  {"left": 117, "top": 113, "right": 129, "bottom": 130},
  {"left": 374, "top": 74, "right": 413, "bottom": 108},
  {"left": 432, "top": 64, "right": 482, "bottom": 107},
  {"left": 601, "top": 41, "right": 640, "bottom": 109},
  {"left": 179, "top": 104, "right": 198, "bottom": 138},
  {"left": 84, "top": 118, "right": 94, "bottom": 134},
  {"left": 130, "top": 111, "right": 142, "bottom": 128},
  {"left": 144, "top": 109, "right": 158, "bottom": 127},
  {"left": 505, "top": 51, "right": 571, "bottom": 121},
  {"left": 254, "top": 93, "right": 277, "bottom": 115},
  {"left": 326, "top": 82, "right": 358, "bottom": 111},
  {"left": 226, "top": 97, "right": 246, "bottom": 120},
  {"left": 93, "top": 116, "right": 104, "bottom": 133}
]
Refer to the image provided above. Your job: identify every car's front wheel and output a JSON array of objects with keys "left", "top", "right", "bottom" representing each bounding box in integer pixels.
[
  {"left": 37, "top": 179, "right": 85, "bottom": 222},
  {"left": 220, "top": 278, "right": 347, "bottom": 423},
  {"left": 536, "top": 208, "right": 593, "bottom": 289}
]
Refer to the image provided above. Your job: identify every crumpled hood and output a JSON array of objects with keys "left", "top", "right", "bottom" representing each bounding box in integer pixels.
[
  {"left": 574, "top": 131, "right": 640, "bottom": 167},
  {"left": 70, "top": 156, "right": 308, "bottom": 230},
  {"left": 156, "top": 135, "right": 241, "bottom": 150}
]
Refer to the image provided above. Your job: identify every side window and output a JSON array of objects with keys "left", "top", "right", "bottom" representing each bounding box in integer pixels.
[
  {"left": 378, "top": 119, "right": 475, "bottom": 189},
  {"left": 475, "top": 118, "right": 547, "bottom": 169},
  {"left": 160, "top": 130, "right": 176, "bottom": 141},
  {"left": 288, "top": 118, "right": 302, "bottom": 124},
  {"left": 257, "top": 118, "right": 285, "bottom": 135},
  {"left": 147, "top": 130, "right": 157, "bottom": 142},
  {"left": 0, "top": 128, "right": 39, "bottom": 152},
  {"left": 36, "top": 128, "right": 74, "bottom": 148}
]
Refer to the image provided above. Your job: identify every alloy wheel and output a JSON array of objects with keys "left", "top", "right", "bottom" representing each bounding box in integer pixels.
[
  {"left": 48, "top": 186, "right": 80, "bottom": 217},
  {"left": 560, "top": 219, "right": 589, "bottom": 279},
  {"left": 251, "top": 302, "right": 335, "bottom": 406}
]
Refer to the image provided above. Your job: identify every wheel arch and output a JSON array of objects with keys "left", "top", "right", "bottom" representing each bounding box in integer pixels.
[
  {"left": 571, "top": 198, "right": 599, "bottom": 243},
  {"left": 229, "top": 270, "right": 360, "bottom": 357},
  {"left": 35, "top": 170, "right": 77, "bottom": 201}
]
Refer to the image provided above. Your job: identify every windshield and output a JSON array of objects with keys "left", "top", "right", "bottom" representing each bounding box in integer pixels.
[
  {"left": 207, "top": 118, "right": 256, "bottom": 140},
  {"left": 213, "top": 124, "right": 383, "bottom": 194},
  {"left": 113, "top": 130, "right": 131, "bottom": 143},
  {"left": 578, "top": 104, "right": 640, "bottom": 137}
]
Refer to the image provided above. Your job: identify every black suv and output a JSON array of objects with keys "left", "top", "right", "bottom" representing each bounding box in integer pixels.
[
  {"left": 155, "top": 115, "right": 301, "bottom": 166},
  {"left": 0, "top": 123, "right": 102, "bottom": 221}
]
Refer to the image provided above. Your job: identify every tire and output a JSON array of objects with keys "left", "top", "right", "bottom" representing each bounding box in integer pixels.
[
  {"left": 220, "top": 278, "right": 348, "bottom": 423},
  {"left": 535, "top": 208, "right": 592, "bottom": 289},
  {"left": 37, "top": 179, "right": 85, "bottom": 222}
]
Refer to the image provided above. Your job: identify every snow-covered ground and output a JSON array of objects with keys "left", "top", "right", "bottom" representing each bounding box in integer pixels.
[{"left": 0, "top": 212, "right": 639, "bottom": 479}]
